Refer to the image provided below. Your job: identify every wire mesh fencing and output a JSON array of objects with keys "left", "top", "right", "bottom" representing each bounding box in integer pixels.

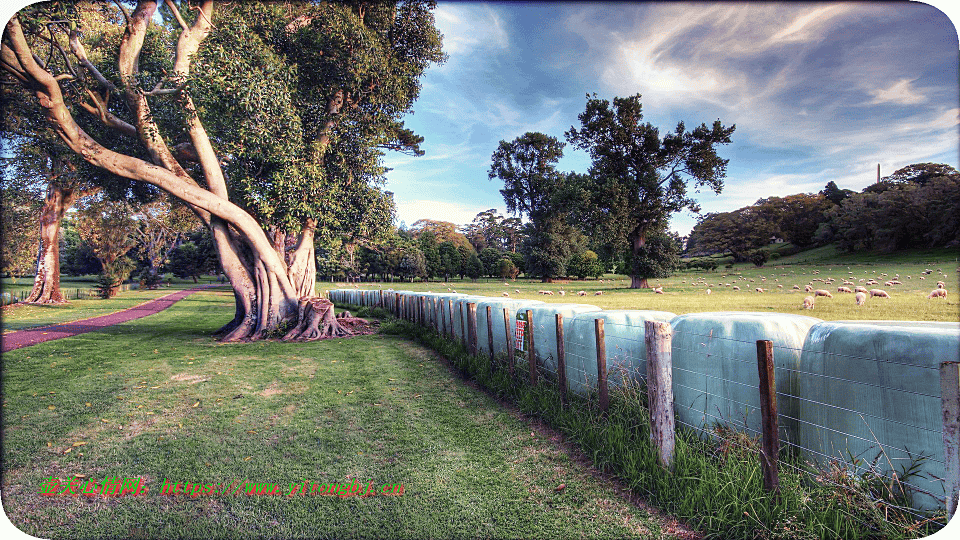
[{"left": 327, "top": 288, "right": 959, "bottom": 526}]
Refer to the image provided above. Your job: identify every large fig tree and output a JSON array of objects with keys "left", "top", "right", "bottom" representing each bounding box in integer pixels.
[{"left": 1, "top": 0, "right": 444, "bottom": 340}]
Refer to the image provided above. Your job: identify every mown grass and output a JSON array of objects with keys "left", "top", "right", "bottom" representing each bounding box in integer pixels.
[
  {"left": 0, "top": 283, "right": 221, "bottom": 335},
  {"left": 1, "top": 290, "right": 680, "bottom": 539},
  {"left": 333, "top": 246, "right": 959, "bottom": 323},
  {"left": 374, "top": 309, "right": 948, "bottom": 540}
]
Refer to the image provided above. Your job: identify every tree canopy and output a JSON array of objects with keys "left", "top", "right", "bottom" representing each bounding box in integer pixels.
[{"left": 565, "top": 93, "right": 734, "bottom": 288}]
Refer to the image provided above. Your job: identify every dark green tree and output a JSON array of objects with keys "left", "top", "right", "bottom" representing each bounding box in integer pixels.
[{"left": 565, "top": 93, "right": 734, "bottom": 288}]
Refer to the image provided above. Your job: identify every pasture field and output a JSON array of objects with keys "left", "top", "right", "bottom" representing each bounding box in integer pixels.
[
  {"left": 333, "top": 247, "right": 959, "bottom": 323},
  {"left": 0, "top": 290, "right": 681, "bottom": 539}
]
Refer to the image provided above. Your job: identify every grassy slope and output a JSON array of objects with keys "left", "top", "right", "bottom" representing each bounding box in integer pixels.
[
  {"left": 1, "top": 290, "right": 677, "bottom": 539},
  {"left": 341, "top": 245, "right": 958, "bottom": 323}
]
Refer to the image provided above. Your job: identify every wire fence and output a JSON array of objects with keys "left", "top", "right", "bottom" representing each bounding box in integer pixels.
[{"left": 328, "top": 288, "right": 959, "bottom": 527}]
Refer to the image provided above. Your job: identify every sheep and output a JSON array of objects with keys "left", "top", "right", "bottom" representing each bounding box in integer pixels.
[
  {"left": 837, "top": 286, "right": 853, "bottom": 293},
  {"left": 928, "top": 289, "right": 948, "bottom": 299},
  {"left": 756, "top": 287, "right": 765, "bottom": 293},
  {"left": 869, "top": 289, "right": 890, "bottom": 298},
  {"left": 732, "top": 286, "right": 740, "bottom": 291},
  {"left": 594, "top": 291, "right": 603, "bottom": 296},
  {"left": 706, "top": 289, "right": 711, "bottom": 295},
  {"left": 653, "top": 287, "right": 663, "bottom": 294},
  {"left": 814, "top": 289, "right": 833, "bottom": 298},
  {"left": 577, "top": 290, "right": 587, "bottom": 296},
  {"left": 855, "top": 292, "right": 867, "bottom": 305},
  {"left": 502, "top": 292, "right": 510, "bottom": 297},
  {"left": 559, "top": 290, "right": 566, "bottom": 296},
  {"left": 805, "top": 285, "right": 814, "bottom": 292},
  {"left": 855, "top": 286, "right": 868, "bottom": 294},
  {"left": 515, "top": 289, "right": 521, "bottom": 293},
  {"left": 938, "top": 281, "right": 946, "bottom": 289},
  {"left": 802, "top": 296, "right": 815, "bottom": 309}
]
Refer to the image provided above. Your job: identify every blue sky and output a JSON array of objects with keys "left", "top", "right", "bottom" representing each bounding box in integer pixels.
[
  {"left": 382, "top": 1, "right": 960, "bottom": 237},
  {"left": 1, "top": 1, "right": 957, "bottom": 238}
]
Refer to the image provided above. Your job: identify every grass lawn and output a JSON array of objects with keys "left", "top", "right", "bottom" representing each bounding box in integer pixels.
[
  {"left": 1, "top": 278, "right": 221, "bottom": 335},
  {"left": 1, "top": 290, "right": 686, "bottom": 539},
  {"left": 335, "top": 246, "right": 959, "bottom": 322}
]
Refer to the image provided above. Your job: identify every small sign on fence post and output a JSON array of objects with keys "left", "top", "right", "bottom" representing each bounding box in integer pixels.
[{"left": 526, "top": 309, "right": 537, "bottom": 385}]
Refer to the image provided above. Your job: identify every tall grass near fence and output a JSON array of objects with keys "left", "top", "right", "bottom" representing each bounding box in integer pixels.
[{"left": 357, "top": 303, "right": 948, "bottom": 539}]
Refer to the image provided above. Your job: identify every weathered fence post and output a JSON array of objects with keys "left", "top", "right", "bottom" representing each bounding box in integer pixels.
[
  {"left": 556, "top": 313, "right": 567, "bottom": 407},
  {"left": 942, "top": 361, "right": 960, "bottom": 519},
  {"left": 433, "top": 298, "right": 439, "bottom": 332},
  {"left": 467, "top": 302, "right": 478, "bottom": 356},
  {"left": 448, "top": 300, "right": 455, "bottom": 339},
  {"left": 487, "top": 306, "right": 495, "bottom": 362},
  {"left": 378, "top": 289, "right": 383, "bottom": 308},
  {"left": 757, "top": 339, "right": 780, "bottom": 495},
  {"left": 645, "top": 320, "right": 675, "bottom": 469},
  {"left": 527, "top": 309, "right": 537, "bottom": 384},
  {"left": 394, "top": 293, "right": 400, "bottom": 318},
  {"left": 459, "top": 303, "right": 466, "bottom": 344},
  {"left": 595, "top": 318, "right": 608, "bottom": 412},
  {"left": 503, "top": 308, "right": 514, "bottom": 376}
]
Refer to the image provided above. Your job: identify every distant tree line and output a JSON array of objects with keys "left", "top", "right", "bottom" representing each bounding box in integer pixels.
[{"left": 685, "top": 163, "right": 960, "bottom": 263}]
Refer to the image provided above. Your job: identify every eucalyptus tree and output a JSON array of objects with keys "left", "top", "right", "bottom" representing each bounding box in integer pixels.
[
  {"left": 566, "top": 94, "right": 734, "bottom": 288},
  {"left": 2, "top": 0, "right": 444, "bottom": 340}
]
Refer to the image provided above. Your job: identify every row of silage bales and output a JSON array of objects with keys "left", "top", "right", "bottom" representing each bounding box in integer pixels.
[
  {"left": 474, "top": 298, "right": 545, "bottom": 358},
  {"left": 669, "top": 312, "right": 823, "bottom": 448},
  {"left": 797, "top": 319, "right": 960, "bottom": 511},
  {"left": 449, "top": 295, "right": 494, "bottom": 343},
  {"left": 428, "top": 293, "right": 468, "bottom": 336},
  {"left": 514, "top": 303, "right": 602, "bottom": 378},
  {"left": 563, "top": 309, "right": 677, "bottom": 397}
]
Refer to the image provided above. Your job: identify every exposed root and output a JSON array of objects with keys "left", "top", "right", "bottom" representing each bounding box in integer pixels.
[{"left": 282, "top": 296, "right": 353, "bottom": 341}]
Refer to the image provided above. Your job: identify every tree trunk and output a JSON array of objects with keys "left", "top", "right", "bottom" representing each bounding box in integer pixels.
[
  {"left": 286, "top": 218, "right": 317, "bottom": 298},
  {"left": 25, "top": 185, "right": 74, "bottom": 304},
  {"left": 629, "top": 233, "right": 650, "bottom": 289}
]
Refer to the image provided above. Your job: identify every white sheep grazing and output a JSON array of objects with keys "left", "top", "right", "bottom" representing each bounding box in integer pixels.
[
  {"left": 814, "top": 289, "right": 833, "bottom": 298},
  {"left": 503, "top": 282, "right": 509, "bottom": 286},
  {"left": 515, "top": 289, "right": 521, "bottom": 293},
  {"left": 502, "top": 292, "right": 510, "bottom": 297},
  {"left": 594, "top": 291, "right": 603, "bottom": 296},
  {"left": 928, "top": 289, "right": 947, "bottom": 299},
  {"left": 802, "top": 296, "right": 815, "bottom": 309},
  {"left": 756, "top": 287, "right": 765, "bottom": 293},
  {"left": 792, "top": 285, "right": 800, "bottom": 290},
  {"left": 706, "top": 289, "right": 712, "bottom": 295},
  {"left": 545, "top": 291, "right": 554, "bottom": 295},
  {"left": 732, "top": 286, "right": 740, "bottom": 291},
  {"left": 837, "top": 286, "right": 852, "bottom": 294},
  {"left": 855, "top": 292, "right": 867, "bottom": 305},
  {"left": 577, "top": 290, "right": 587, "bottom": 296},
  {"left": 855, "top": 286, "right": 868, "bottom": 294},
  {"left": 653, "top": 287, "right": 663, "bottom": 294},
  {"left": 559, "top": 290, "right": 566, "bottom": 296},
  {"left": 937, "top": 281, "right": 946, "bottom": 289},
  {"left": 870, "top": 289, "right": 890, "bottom": 298},
  {"left": 805, "top": 285, "right": 814, "bottom": 293}
]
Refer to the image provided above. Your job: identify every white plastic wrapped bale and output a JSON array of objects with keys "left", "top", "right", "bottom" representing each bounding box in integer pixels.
[
  {"left": 513, "top": 303, "right": 602, "bottom": 378},
  {"left": 670, "top": 312, "right": 822, "bottom": 448},
  {"left": 563, "top": 310, "right": 676, "bottom": 397},
  {"left": 798, "top": 320, "right": 960, "bottom": 511},
  {"left": 429, "top": 293, "right": 468, "bottom": 335},
  {"left": 450, "top": 296, "right": 494, "bottom": 342},
  {"left": 413, "top": 292, "right": 443, "bottom": 327},
  {"left": 474, "top": 298, "right": 545, "bottom": 357}
]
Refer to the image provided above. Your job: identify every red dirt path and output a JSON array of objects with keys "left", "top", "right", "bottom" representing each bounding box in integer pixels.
[{"left": 1, "top": 285, "right": 221, "bottom": 353}]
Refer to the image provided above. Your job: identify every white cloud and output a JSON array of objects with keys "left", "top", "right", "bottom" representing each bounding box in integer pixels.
[
  {"left": 868, "top": 78, "right": 928, "bottom": 105},
  {"left": 435, "top": 4, "right": 509, "bottom": 57}
]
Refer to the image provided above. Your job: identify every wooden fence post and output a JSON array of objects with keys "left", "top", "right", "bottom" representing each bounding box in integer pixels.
[
  {"left": 395, "top": 293, "right": 400, "bottom": 318},
  {"left": 503, "top": 308, "right": 514, "bottom": 376},
  {"left": 527, "top": 309, "right": 537, "bottom": 384},
  {"left": 459, "top": 303, "right": 466, "bottom": 344},
  {"left": 556, "top": 313, "right": 567, "bottom": 407},
  {"left": 448, "top": 300, "right": 455, "bottom": 339},
  {"left": 595, "top": 318, "right": 608, "bottom": 412},
  {"left": 487, "top": 306, "right": 495, "bottom": 362},
  {"left": 942, "top": 361, "right": 960, "bottom": 519},
  {"left": 378, "top": 289, "right": 383, "bottom": 308},
  {"left": 467, "top": 303, "right": 478, "bottom": 356},
  {"left": 757, "top": 340, "right": 780, "bottom": 495},
  {"left": 645, "top": 320, "right": 675, "bottom": 469}
]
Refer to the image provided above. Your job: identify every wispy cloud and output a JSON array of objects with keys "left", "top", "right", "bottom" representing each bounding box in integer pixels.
[
  {"left": 868, "top": 78, "right": 928, "bottom": 105},
  {"left": 435, "top": 4, "right": 509, "bottom": 58},
  {"left": 395, "top": 199, "right": 505, "bottom": 228}
]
